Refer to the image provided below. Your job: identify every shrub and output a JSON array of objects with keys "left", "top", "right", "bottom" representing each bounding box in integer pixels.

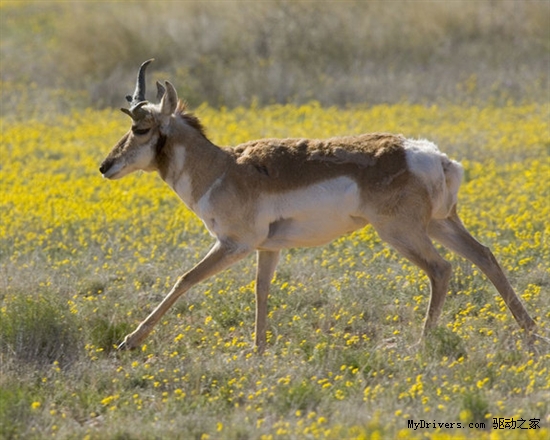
[
  {"left": 0, "top": 385, "right": 32, "bottom": 439},
  {"left": 0, "top": 292, "right": 82, "bottom": 368},
  {"left": 89, "top": 317, "right": 133, "bottom": 353}
]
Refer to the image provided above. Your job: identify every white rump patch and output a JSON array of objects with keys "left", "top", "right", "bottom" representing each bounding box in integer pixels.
[{"left": 404, "top": 139, "right": 463, "bottom": 219}]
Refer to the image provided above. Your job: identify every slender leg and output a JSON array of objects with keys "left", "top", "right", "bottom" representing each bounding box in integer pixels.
[
  {"left": 255, "top": 250, "right": 280, "bottom": 351},
  {"left": 427, "top": 206, "right": 536, "bottom": 333},
  {"left": 118, "top": 240, "right": 252, "bottom": 350},
  {"left": 374, "top": 221, "right": 452, "bottom": 337}
]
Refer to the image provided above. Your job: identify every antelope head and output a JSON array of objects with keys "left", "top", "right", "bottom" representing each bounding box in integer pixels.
[{"left": 99, "top": 59, "right": 178, "bottom": 179}]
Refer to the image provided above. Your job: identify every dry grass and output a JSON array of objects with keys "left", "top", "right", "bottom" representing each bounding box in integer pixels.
[{"left": 1, "top": 0, "right": 548, "bottom": 112}]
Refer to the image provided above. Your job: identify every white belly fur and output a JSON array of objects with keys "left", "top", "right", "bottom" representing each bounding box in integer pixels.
[{"left": 257, "top": 176, "right": 367, "bottom": 250}]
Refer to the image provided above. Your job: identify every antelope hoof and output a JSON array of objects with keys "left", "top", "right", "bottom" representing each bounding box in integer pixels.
[
  {"left": 117, "top": 335, "right": 137, "bottom": 351},
  {"left": 530, "top": 332, "right": 550, "bottom": 346},
  {"left": 407, "top": 339, "right": 423, "bottom": 353}
]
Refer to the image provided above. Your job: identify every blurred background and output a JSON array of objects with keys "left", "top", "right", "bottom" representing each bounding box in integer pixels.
[{"left": 1, "top": 0, "right": 548, "bottom": 116}]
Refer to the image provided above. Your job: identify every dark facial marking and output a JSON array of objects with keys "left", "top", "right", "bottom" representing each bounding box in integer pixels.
[{"left": 132, "top": 127, "right": 151, "bottom": 136}]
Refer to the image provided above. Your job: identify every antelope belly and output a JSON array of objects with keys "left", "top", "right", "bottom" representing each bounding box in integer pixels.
[{"left": 257, "top": 176, "right": 367, "bottom": 249}]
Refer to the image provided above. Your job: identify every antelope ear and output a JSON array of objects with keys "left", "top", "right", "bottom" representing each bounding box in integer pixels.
[
  {"left": 156, "top": 81, "right": 166, "bottom": 102},
  {"left": 160, "top": 81, "right": 178, "bottom": 116}
]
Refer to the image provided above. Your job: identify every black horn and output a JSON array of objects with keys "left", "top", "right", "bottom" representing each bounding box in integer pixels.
[{"left": 127, "top": 59, "right": 154, "bottom": 107}]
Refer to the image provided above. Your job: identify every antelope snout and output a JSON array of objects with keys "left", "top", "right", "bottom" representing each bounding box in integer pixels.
[
  {"left": 99, "top": 160, "right": 112, "bottom": 175},
  {"left": 99, "top": 159, "right": 122, "bottom": 179}
]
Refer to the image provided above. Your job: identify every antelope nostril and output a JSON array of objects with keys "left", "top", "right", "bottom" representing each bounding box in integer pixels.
[{"left": 99, "top": 162, "right": 111, "bottom": 175}]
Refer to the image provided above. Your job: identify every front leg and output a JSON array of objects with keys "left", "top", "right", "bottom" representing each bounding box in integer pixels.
[
  {"left": 254, "top": 250, "right": 280, "bottom": 352},
  {"left": 119, "top": 240, "right": 251, "bottom": 350}
]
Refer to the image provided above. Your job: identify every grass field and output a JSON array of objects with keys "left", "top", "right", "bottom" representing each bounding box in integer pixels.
[
  {"left": 1, "top": 0, "right": 550, "bottom": 438},
  {"left": 1, "top": 102, "right": 549, "bottom": 439}
]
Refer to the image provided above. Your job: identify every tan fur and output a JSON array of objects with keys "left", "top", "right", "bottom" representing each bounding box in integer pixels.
[
  {"left": 99, "top": 68, "right": 537, "bottom": 352},
  {"left": 232, "top": 133, "right": 406, "bottom": 188}
]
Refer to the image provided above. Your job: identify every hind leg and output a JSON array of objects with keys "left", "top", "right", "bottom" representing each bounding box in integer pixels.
[
  {"left": 427, "top": 206, "right": 536, "bottom": 333},
  {"left": 374, "top": 220, "right": 452, "bottom": 337}
]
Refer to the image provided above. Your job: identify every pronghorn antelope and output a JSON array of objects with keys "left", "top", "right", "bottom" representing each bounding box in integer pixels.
[{"left": 100, "top": 59, "right": 536, "bottom": 351}]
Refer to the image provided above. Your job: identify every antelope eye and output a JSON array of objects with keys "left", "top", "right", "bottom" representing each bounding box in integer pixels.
[{"left": 132, "top": 127, "right": 151, "bottom": 136}]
